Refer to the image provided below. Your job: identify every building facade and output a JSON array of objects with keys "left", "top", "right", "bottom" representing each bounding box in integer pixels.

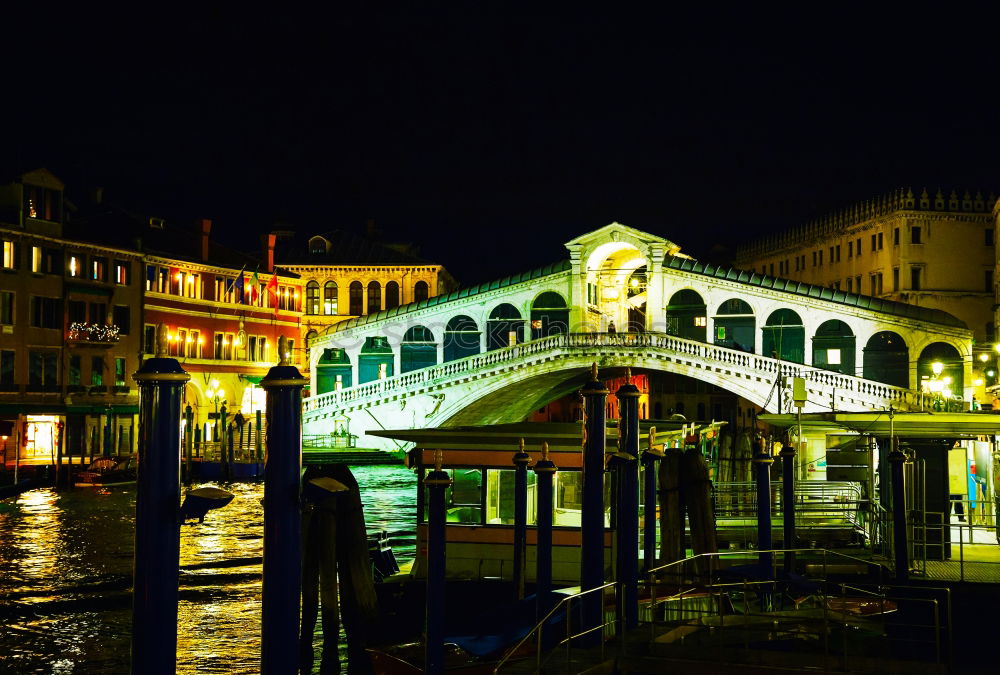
[
  {"left": 736, "top": 188, "right": 997, "bottom": 403},
  {"left": 0, "top": 169, "right": 143, "bottom": 466}
]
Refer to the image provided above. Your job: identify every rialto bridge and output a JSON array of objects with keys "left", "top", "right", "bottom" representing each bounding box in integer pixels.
[{"left": 303, "top": 223, "right": 972, "bottom": 450}]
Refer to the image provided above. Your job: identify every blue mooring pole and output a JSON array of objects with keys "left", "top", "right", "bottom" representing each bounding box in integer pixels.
[
  {"left": 533, "top": 442, "right": 557, "bottom": 621},
  {"left": 642, "top": 427, "right": 664, "bottom": 573},
  {"left": 754, "top": 437, "right": 775, "bottom": 576},
  {"left": 580, "top": 364, "right": 608, "bottom": 643},
  {"left": 615, "top": 369, "right": 640, "bottom": 630},
  {"left": 512, "top": 439, "right": 531, "bottom": 601},
  {"left": 260, "top": 336, "right": 306, "bottom": 675},
  {"left": 889, "top": 438, "right": 909, "bottom": 582},
  {"left": 780, "top": 444, "right": 796, "bottom": 573},
  {"left": 131, "top": 324, "right": 190, "bottom": 675},
  {"left": 425, "top": 450, "right": 452, "bottom": 675}
]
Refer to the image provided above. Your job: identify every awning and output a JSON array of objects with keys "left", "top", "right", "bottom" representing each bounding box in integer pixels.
[{"left": 759, "top": 411, "right": 1000, "bottom": 438}]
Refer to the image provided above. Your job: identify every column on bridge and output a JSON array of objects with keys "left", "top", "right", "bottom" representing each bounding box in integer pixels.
[
  {"left": 644, "top": 243, "right": 664, "bottom": 333},
  {"left": 567, "top": 244, "right": 585, "bottom": 333}
]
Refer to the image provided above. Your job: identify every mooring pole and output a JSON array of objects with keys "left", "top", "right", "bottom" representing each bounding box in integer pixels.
[
  {"left": 642, "top": 427, "right": 664, "bottom": 573},
  {"left": 512, "top": 438, "right": 531, "bottom": 601},
  {"left": 260, "top": 336, "right": 306, "bottom": 675},
  {"left": 425, "top": 450, "right": 452, "bottom": 675},
  {"left": 615, "top": 369, "right": 640, "bottom": 630},
  {"left": 534, "top": 442, "right": 557, "bottom": 620},
  {"left": 753, "top": 436, "right": 774, "bottom": 575},
  {"left": 131, "top": 324, "right": 190, "bottom": 675},
  {"left": 256, "top": 409, "right": 263, "bottom": 461},
  {"left": 889, "top": 437, "right": 909, "bottom": 582},
  {"left": 580, "top": 364, "right": 608, "bottom": 644},
  {"left": 219, "top": 402, "right": 228, "bottom": 478},
  {"left": 780, "top": 444, "right": 796, "bottom": 573},
  {"left": 184, "top": 405, "right": 193, "bottom": 485}
]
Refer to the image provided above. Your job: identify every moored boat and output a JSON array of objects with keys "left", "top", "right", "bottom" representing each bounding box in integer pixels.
[{"left": 74, "top": 455, "right": 137, "bottom": 487}]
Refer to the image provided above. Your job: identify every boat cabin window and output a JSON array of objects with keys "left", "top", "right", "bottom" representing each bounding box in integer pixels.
[{"left": 422, "top": 469, "right": 483, "bottom": 524}]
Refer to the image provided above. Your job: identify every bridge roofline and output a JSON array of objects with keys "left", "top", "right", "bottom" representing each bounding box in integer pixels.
[
  {"left": 329, "top": 259, "right": 572, "bottom": 332},
  {"left": 667, "top": 257, "right": 967, "bottom": 330}
]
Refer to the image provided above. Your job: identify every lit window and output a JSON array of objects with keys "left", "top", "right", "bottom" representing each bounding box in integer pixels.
[
  {"left": 115, "top": 261, "right": 130, "bottom": 285},
  {"left": 68, "top": 255, "right": 81, "bottom": 278},
  {"left": 91, "top": 257, "right": 107, "bottom": 281},
  {"left": 694, "top": 316, "right": 707, "bottom": 327},
  {"left": 31, "top": 246, "right": 42, "bottom": 272},
  {"left": 2, "top": 241, "right": 15, "bottom": 269},
  {"left": 827, "top": 349, "right": 841, "bottom": 365}
]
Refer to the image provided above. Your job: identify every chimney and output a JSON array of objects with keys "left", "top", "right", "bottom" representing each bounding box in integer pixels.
[
  {"left": 263, "top": 233, "right": 276, "bottom": 273},
  {"left": 200, "top": 219, "right": 212, "bottom": 262}
]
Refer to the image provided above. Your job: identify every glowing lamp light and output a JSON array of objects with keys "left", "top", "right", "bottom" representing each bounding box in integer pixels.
[
  {"left": 980, "top": 353, "right": 990, "bottom": 362},
  {"left": 989, "top": 369, "right": 997, "bottom": 378},
  {"left": 942, "top": 388, "right": 953, "bottom": 399},
  {"left": 175, "top": 272, "right": 183, "bottom": 281},
  {"left": 974, "top": 378, "right": 984, "bottom": 387},
  {"left": 995, "top": 344, "right": 1000, "bottom": 354},
  {"left": 629, "top": 277, "right": 639, "bottom": 288},
  {"left": 931, "top": 361, "right": 944, "bottom": 376},
  {"left": 942, "top": 376, "right": 952, "bottom": 385},
  {"left": 210, "top": 379, "right": 219, "bottom": 389}
]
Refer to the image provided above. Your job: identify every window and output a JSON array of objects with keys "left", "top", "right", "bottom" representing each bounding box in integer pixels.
[
  {"left": 31, "top": 296, "right": 62, "bottom": 329},
  {"left": 184, "top": 273, "right": 200, "bottom": 298},
  {"left": 768, "top": 263, "right": 774, "bottom": 276},
  {"left": 89, "top": 302, "right": 107, "bottom": 326},
  {"left": 3, "top": 241, "right": 16, "bottom": 269},
  {"left": 23, "top": 185, "right": 61, "bottom": 221},
  {"left": 223, "top": 334, "right": 233, "bottom": 361},
  {"left": 28, "top": 351, "right": 57, "bottom": 390},
  {"left": 143, "top": 325, "right": 156, "bottom": 354},
  {"left": 91, "top": 257, "right": 107, "bottom": 281},
  {"left": 68, "top": 254, "right": 82, "bottom": 278},
  {"left": 987, "top": 229, "right": 995, "bottom": 246},
  {"left": 855, "top": 275, "right": 861, "bottom": 291},
  {"left": 258, "top": 337, "right": 268, "bottom": 363},
  {"left": 414, "top": 280, "right": 429, "bottom": 302},
  {"left": 893, "top": 267, "right": 899, "bottom": 292},
  {"left": 846, "top": 278, "right": 853, "bottom": 293},
  {"left": 828, "top": 247, "right": 833, "bottom": 263},
  {"left": 894, "top": 228, "right": 900, "bottom": 246},
  {"left": 877, "top": 273, "right": 883, "bottom": 294},
  {"left": 818, "top": 250, "right": 823, "bottom": 265},
  {"left": 68, "top": 300, "right": 86, "bottom": 324},
  {"left": 248, "top": 335, "right": 258, "bottom": 362},
  {"left": 877, "top": 232, "right": 883, "bottom": 250},
  {"left": 986, "top": 270, "right": 994, "bottom": 293},
  {"left": 911, "top": 226, "right": 922, "bottom": 244},
  {"left": 306, "top": 281, "right": 319, "bottom": 315},
  {"left": 0, "top": 291, "right": 13, "bottom": 325},
  {"left": 871, "top": 234, "right": 877, "bottom": 252},
  {"left": 188, "top": 330, "right": 201, "bottom": 359},
  {"left": 175, "top": 329, "right": 186, "bottom": 357},
  {"left": 349, "top": 281, "right": 363, "bottom": 315},
  {"left": 69, "top": 355, "right": 81, "bottom": 386},
  {"left": 114, "top": 260, "right": 131, "bottom": 285},
  {"left": 113, "top": 306, "right": 130, "bottom": 335},
  {"left": 827, "top": 348, "right": 842, "bottom": 365},
  {"left": 835, "top": 245, "right": 841, "bottom": 262},
  {"left": 812, "top": 251, "right": 817, "bottom": 267},
  {"left": 115, "top": 358, "right": 126, "bottom": 387},
  {"left": 91, "top": 356, "right": 104, "bottom": 386},
  {"left": 31, "top": 246, "right": 42, "bottom": 272},
  {"left": 367, "top": 281, "right": 381, "bottom": 313},
  {"left": 911, "top": 266, "right": 922, "bottom": 290},
  {"left": 0, "top": 350, "right": 14, "bottom": 389},
  {"left": 385, "top": 281, "right": 400, "bottom": 310},
  {"left": 856, "top": 238, "right": 861, "bottom": 256},
  {"left": 323, "top": 281, "right": 337, "bottom": 314},
  {"left": 848, "top": 241, "right": 853, "bottom": 258},
  {"left": 214, "top": 333, "right": 224, "bottom": 360}
]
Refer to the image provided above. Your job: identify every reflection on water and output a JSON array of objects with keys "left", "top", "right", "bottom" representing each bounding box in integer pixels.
[{"left": 0, "top": 465, "right": 417, "bottom": 674}]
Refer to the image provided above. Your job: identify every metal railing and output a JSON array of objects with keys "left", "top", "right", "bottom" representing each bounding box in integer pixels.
[
  {"left": 304, "top": 331, "right": 917, "bottom": 416},
  {"left": 493, "top": 581, "right": 619, "bottom": 674},
  {"left": 911, "top": 499, "right": 1000, "bottom": 582}
]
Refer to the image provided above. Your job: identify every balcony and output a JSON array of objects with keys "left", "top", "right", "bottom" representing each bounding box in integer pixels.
[{"left": 67, "top": 322, "right": 121, "bottom": 347}]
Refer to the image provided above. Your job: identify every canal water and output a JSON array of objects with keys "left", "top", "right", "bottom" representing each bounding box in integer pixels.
[{"left": 0, "top": 465, "right": 417, "bottom": 674}]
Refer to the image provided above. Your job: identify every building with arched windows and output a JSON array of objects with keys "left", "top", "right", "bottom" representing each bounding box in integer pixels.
[{"left": 273, "top": 227, "right": 455, "bottom": 380}]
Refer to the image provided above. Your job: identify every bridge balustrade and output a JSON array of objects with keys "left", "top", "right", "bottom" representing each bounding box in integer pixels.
[{"left": 304, "top": 331, "right": 917, "bottom": 415}]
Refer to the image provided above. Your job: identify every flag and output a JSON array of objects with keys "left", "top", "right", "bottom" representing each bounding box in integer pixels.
[
  {"left": 265, "top": 274, "right": 279, "bottom": 311},
  {"left": 250, "top": 270, "right": 260, "bottom": 304},
  {"left": 233, "top": 274, "right": 244, "bottom": 303}
]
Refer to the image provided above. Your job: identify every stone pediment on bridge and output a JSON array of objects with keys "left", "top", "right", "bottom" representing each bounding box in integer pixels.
[{"left": 564, "top": 222, "right": 684, "bottom": 259}]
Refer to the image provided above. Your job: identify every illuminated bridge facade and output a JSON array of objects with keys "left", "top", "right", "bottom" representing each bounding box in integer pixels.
[{"left": 303, "top": 224, "right": 972, "bottom": 448}]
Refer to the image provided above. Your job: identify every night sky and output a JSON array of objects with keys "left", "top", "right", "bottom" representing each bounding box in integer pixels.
[{"left": 5, "top": 7, "right": 999, "bottom": 284}]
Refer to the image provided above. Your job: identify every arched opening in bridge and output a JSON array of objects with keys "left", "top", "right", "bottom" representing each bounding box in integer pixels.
[
  {"left": 401, "top": 325, "right": 437, "bottom": 373},
  {"left": 349, "top": 281, "right": 363, "bottom": 315},
  {"left": 358, "top": 336, "right": 393, "bottom": 384},
  {"left": 444, "top": 315, "right": 480, "bottom": 362},
  {"left": 584, "top": 241, "right": 647, "bottom": 332},
  {"left": 762, "top": 308, "right": 804, "bottom": 363},
  {"left": 713, "top": 298, "right": 755, "bottom": 353},
  {"left": 863, "top": 331, "right": 908, "bottom": 388},
  {"left": 530, "top": 292, "right": 569, "bottom": 340},
  {"left": 626, "top": 266, "right": 646, "bottom": 332},
  {"left": 385, "top": 281, "right": 400, "bottom": 310},
  {"left": 316, "top": 347, "right": 352, "bottom": 394},
  {"left": 665, "top": 289, "right": 707, "bottom": 342},
  {"left": 812, "top": 320, "right": 855, "bottom": 376},
  {"left": 917, "top": 342, "right": 964, "bottom": 403},
  {"left": 487, "top": 303, "right": 524, "bottom": 350}
]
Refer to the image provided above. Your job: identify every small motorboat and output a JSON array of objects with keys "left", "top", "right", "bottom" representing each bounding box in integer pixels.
[{"left": 74, "top": 456, "right": 137, "bottom": 487}]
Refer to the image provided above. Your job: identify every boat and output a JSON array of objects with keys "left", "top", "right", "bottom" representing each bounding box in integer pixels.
[{"left": 74, "top": 455, "right": 137, "bottom": 487}]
